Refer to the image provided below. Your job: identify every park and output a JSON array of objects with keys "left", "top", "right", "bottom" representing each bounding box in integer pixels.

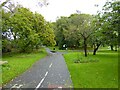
[{"left": 1, "top": 0, "right": 119, "bottom": 89}]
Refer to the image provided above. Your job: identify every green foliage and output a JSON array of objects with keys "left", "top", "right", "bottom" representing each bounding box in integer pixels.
[
  {"left": 2, "top": 4, "right": 56, "bottom": 53},
  {"left": 88, "top": 0, "right": 120, "bottom": 53},
  {"left": 2, "top": 9, "right": 12, "bottom": 52},
  {"left": 54, "top": 14, "right": 95, "bottom": 49},
  {"left": 53, "top": 0, "right": 119, "bottom": 55},
  {"left": 54, "top": 14, "right": 96, "bottom": 56},
  {"left": 41, "top": 22, "right": 56, "bottom": 46},
  {"left": 96, "top": 0, "right": 119, "bottom": 47},
  {"left": 54, "top": 16, "right": 69, "bottom": 49}
]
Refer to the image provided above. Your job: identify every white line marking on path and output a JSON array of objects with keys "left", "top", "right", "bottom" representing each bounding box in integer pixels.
[
  {"left": 49, "top": 63, "right": 52, "bottom": 68},
  {"left": 35, "top": 62, "right": 53, "bottom": 90},
  {"left": 35, "top": 71, "right": 48, "bottom": 90},
  {"left": 11, "top": 84, "right": 23, "bottom": 89},
  {"left": 45, "top": 71, "right": 48, "bottom": 77}
]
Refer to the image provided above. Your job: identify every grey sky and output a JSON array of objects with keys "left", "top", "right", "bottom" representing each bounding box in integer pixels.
[{"left": 2, "top": 0, "right": 108, "bottom": 22}]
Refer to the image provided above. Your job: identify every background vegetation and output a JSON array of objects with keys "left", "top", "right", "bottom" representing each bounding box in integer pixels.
[
  {"left": 2, "top": 1, "right": 56, "bottom": 53},
  {"left": 1, "top": 0, "right": 119, "bottom": 55},
  {"left": 1, "top": 0, "right": 119, "bottom": 88}
]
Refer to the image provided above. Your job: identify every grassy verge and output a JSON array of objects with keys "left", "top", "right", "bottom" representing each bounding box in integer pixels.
[
  {"left": 63, "top": 50, "right": 118, "bottom": 88},
  {"left": 2, "top": 48, "right": 47, "bottom": 85}
]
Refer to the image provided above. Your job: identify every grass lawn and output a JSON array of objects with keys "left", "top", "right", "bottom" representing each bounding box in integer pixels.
[
  {"left": 63, "top": 49, "right": 118, "bottom": 88},
  {"left": 1, "top": 48, "right": 47, "bottom": 86}
]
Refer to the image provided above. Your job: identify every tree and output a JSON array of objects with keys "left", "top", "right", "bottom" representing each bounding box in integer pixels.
[
  {"left": 90, "top": 0, "right": 119, "bottom": 55},
  {"left": 53, "top": 14, "right": 96, "bottom": 56},
  {"left": 99, "top": 0, "right": 119, "bottom": 51},
  {"left": 2, "top": 4, "right": 56, "bottom": 53},
  {"left": 9, "top": 7, "right": 38, "bottom": 52},
  {"left": 68, "top": 14, "right": 95, "bottom": 57},
  {"left": 63, "top": 15, "right": 81, "bottom": 49},
  {"left": 2, "top": 9, "right": 13, "bottom": 52},
  {"left": 89, "top": 15, "right": 104, "bottom": 55},
  {"left": 54, "top": 16, "right": 69, "bottom": 49},
  {"left": 41, "top": 22, "right": 56, "bottom": 46}
]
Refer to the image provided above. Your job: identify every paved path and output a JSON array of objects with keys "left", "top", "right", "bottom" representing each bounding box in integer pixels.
[{"left": 3, "top": 48, "right": 73, "bottom": 89}]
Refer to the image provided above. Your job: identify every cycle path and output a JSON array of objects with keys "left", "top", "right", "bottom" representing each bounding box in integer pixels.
[{"left": 3, "top": 48, "right": 73, "bottom": 89}]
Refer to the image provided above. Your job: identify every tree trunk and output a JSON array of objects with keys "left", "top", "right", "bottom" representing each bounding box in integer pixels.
[
  {"left": 110, "top": 45, "right": 114, "bottom": 51},
  {"left": 115, "top": 45, "right": 117, "bottom": 51},
  {"left": 93, "top": 43, "right": 101, "bottom": 55},
  {"left": 84, "top": 38, "right": 87, "bottom": 57}
]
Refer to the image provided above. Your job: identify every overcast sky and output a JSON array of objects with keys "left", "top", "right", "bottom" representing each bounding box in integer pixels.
[{"left": 3, "top": 0, "right": 108, "bottom": 22}]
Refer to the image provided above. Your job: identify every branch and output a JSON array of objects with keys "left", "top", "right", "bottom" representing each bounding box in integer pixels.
[
  {"left": 79, "top": 33, "right": 86, "bottom": 38},
  {"left": 86, "top": 32, "right": 94, "bottom": 39},
  {"left": 0, "top": 0, "right": 10, "bottom": 7},
  {"left": 86, "top": 26, "right": 96, "bottom": 38},
  {"left": 4, "top": 5, "right": 14, "bottom": 13}
]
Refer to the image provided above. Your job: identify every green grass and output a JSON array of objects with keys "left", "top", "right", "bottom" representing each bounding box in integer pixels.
[
  {"left": 2, "top": 48, "right": 47, "bottom": 85},
  {"left": 63, "top": 50, "right": 118, "bottom": 88}
]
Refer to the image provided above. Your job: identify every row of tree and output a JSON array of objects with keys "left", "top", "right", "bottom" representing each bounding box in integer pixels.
[
  {"left": 53, "top": 0, "right": 119, "bottom": 56},
  {"left": 2, "top": 1, "right": 56, "bottom": 53},
  {"left": 1, "top": 0, "right": 119, "bottom": 57}
]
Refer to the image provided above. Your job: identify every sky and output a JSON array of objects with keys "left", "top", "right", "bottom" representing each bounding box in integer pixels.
[{"left": 2, "top": 0, "right": 108, "bottom": 22}]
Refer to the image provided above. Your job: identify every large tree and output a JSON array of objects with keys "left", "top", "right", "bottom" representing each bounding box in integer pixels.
[
  {"left": 99, "top": 0, "right": 119, "bottom": 50},
  {"left": 68, "top": 14, "right": 95, "bottom": 57},
  {"left": 54, "top": 14, "right": 95, "bottom": 56},
  {"left": 54, "top": 16, "right": 69, "bottom": 49},
  {"left": 2, "top": 3, "right": 56, "bottom": 53},
  {"left": 89, "top": 0, "right": 119, "bottom": 55}
]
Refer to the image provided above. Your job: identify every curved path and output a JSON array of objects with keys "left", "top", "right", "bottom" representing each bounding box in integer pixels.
[{"left": 3, "top": 48, "right": 73, "bottom": 89}]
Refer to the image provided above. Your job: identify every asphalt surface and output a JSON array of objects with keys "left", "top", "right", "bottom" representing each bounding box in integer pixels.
[{"left": 3, "top": 48, "right": 73, "bottom": 89}]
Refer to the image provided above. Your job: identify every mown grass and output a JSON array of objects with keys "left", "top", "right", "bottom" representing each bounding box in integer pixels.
[
  {"left": 63, "top": 50, "right": 118, "bottom": 88},
  {"left": 2, "top": 48, "right": 47, "bottom": 85}
]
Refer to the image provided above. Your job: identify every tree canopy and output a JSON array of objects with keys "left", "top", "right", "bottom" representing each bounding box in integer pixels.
[
  {"left": 1, "top": 0, "right": 119, "bottom": 56},
  {"left": 53, "top": 0, "right": 119, "bottom": 56},
  {"left": 2, "top": 3, "right": 56, "bottom": 53}
]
